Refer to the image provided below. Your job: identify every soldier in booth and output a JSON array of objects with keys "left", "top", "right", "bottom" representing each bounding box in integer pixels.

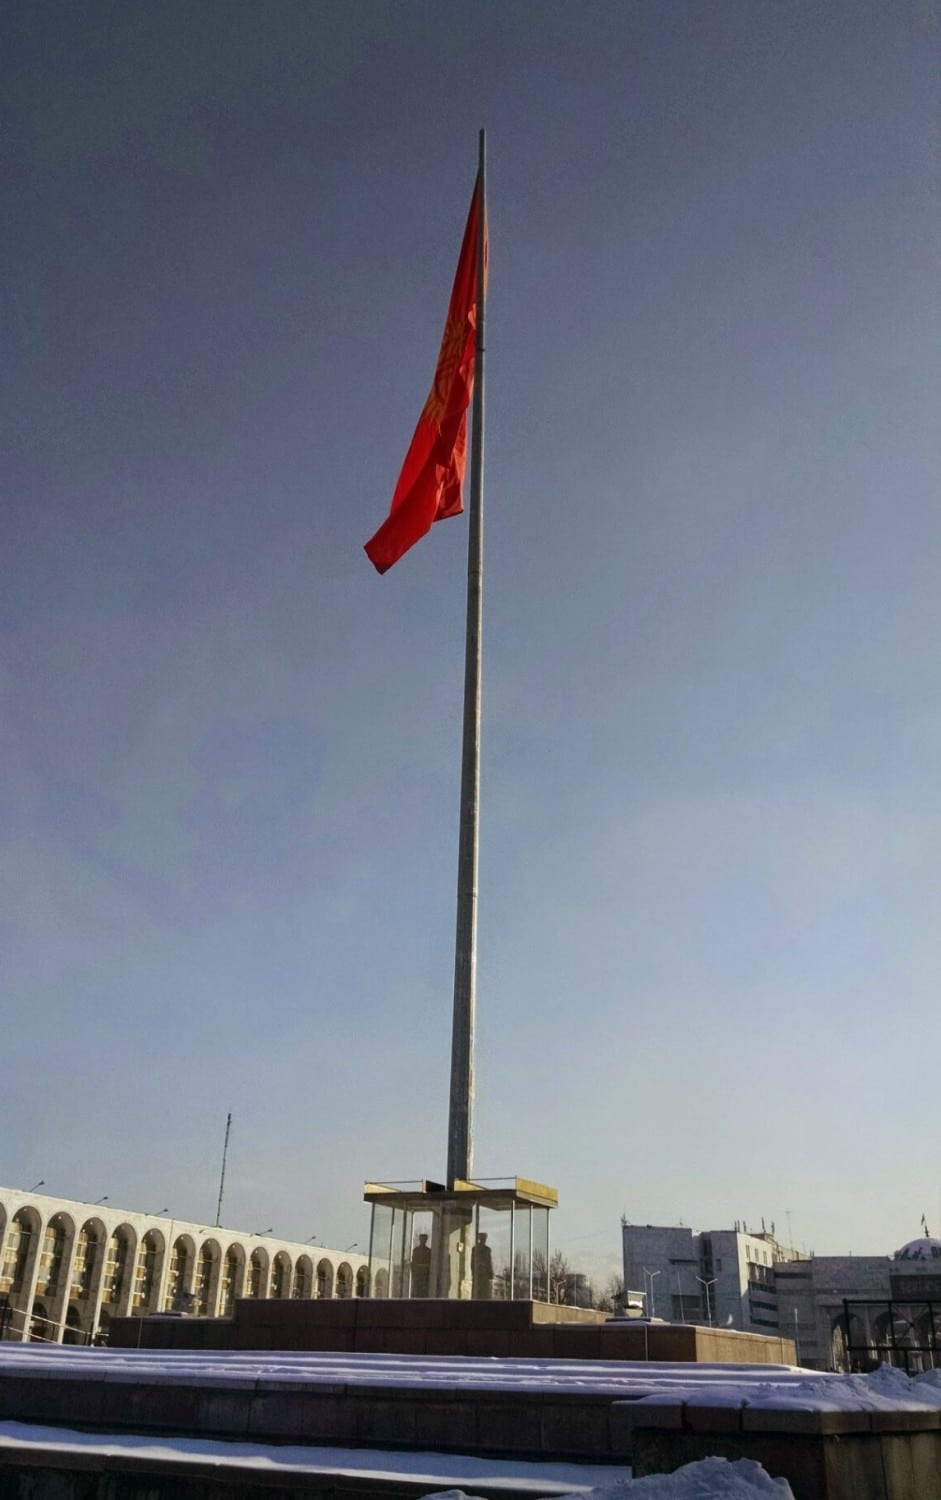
[
  {"left": 410, "top": 1232, "right": 432, "bottom": 1297},
  {"left": 471, "top": 1232, "right": 493, "bottom": 1299}
]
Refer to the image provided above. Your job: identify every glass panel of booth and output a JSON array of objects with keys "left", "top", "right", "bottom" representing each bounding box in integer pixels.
[
  {"left": 474, "top": 1201, "right": 508, "bottom": 1300},
  {"left": 532, "top": 1204, "right": 549, "bottom": 1301},
  {"left": 365, "top": 1180, "right": 556, "bottom": 1301},
  {"left": 406, "top": 1207, "right": 435, "bottom": 1297},
  {"left": 369, "top": 1202, "right": 394, "bottom": 1299},
  {"left": 514, "top": 1203, "right": 531, "bottom": 1299}
]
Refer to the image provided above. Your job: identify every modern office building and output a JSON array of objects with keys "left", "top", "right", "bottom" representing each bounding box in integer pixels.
[
  {"left": 622, "top": 1219, "right": 801, "bottom": 1335},
  {"left": 0, "top": 1185, "right": 369, "bottom": 1345},
  {"left": 622, "top": 1217, "right": 940, "bottom": 1371}
]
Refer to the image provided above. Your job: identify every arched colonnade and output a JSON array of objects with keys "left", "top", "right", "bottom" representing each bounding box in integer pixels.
[{"left": 0, "top": 1191, "right": 369, "bottom": 1345}]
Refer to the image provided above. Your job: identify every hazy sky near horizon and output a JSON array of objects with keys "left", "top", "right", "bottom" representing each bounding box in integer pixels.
[{"left": 3, "top": 1, "right": 939, "bottom": 1281}]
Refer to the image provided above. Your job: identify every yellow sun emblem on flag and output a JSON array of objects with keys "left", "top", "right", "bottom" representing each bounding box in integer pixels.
[{"left": 422, "top": 316, "right": 470, "bottom": 428}]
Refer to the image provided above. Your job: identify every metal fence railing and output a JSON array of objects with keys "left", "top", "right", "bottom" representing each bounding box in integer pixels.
[
  {"left": 841, "top": 1298, "right": 940, "bottom": 1374},
  {"left": 0, "top": 1296, "right": 94, "bottom": 1346}
]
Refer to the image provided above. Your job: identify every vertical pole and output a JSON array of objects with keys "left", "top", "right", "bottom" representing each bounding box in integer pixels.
[
  {"left": 528, "top": 1210, "right": 534, "bottom": 1301},
  {"left": 509, "top": 1205, "right": 516, "bottom": 1300},
  {"left": 447, "top": 130, "right": 486, "bottom": 1189},
  {"left": 793, "top": 1305, "right": 800, "bottom": 1364},
  {"left": 214, "top": 1112, "right": 232, "bottom": 1228}
]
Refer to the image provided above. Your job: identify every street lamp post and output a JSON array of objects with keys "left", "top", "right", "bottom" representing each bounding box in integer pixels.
[
  {"left": 642, "top": 1267, "right": 661, "bottom": 1320},
  {"left": 695, "top": 1275, "right": 717, "bottom": 1326}
]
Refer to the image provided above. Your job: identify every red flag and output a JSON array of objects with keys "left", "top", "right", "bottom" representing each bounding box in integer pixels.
[{"left": 365, "top": 179, "right": 485, "bottom": 573}]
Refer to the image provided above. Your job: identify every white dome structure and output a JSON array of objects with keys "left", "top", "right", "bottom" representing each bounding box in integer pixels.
[{"left": 891, "top": 1235, "right": 941, "bottom": 1264}]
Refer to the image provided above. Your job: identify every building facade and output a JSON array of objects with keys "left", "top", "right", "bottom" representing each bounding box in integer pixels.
[
  {"left": 778, "top": 1235, "right": 941, "bottom": 1372},
  {"left": 623, "top": 1218, "right": 940, "bottom": 1372},
  {"left": 0, "top": 1186, "right": 369, "bottom": 1345},
  {"left": 622, "top": 1220, "right": 800, "bottom": 1335}
]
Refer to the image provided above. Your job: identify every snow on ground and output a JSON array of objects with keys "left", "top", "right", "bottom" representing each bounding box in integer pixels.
[
  {"left": 742, "top": 1362, "right": 941, "bottom": 1412},
  {"left": 0, "top": 1420, "right": 628, "bottom": 1494},
  {"left": 0, "top": 1345, "right": 938, "bottom": 1413},
  {"left": 0, "top": 1343, "right": 807, "bottom": 1398},
  {"left": 0, "top": 1422, "right": 794, "bottom": 1498},
  {"left": 2, "top": 1349, "right": 940, "bottom": 1497},
  {"left": 549, "top": 1458, "right": 791, "bottom": 1497},
  {"left": 574, "top": 1461, "right": 794, "bottom": 1497},
  {"left": 427, "top": 1457, "right": 795, "bottom": 1498}
]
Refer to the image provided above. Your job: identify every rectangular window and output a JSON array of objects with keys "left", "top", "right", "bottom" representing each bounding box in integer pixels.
[{"left": 671, "top": 1293, "right": 702, "bottom": 1321}]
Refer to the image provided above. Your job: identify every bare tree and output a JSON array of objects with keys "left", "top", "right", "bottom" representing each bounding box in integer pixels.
[
  {"left": 594, "top": 1274, "right": 626, "bottom": 1312},
  {"left": 549, "top": 1250, "right": 571, "bottom": 1304},
  {"left": 532, "top": 1250, "right": 548, "bottom": 1302}
]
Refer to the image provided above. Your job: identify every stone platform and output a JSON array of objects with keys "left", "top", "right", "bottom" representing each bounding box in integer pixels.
[
  {"left": 2, "top": 1347, "right": 940, "bottom": 1498},
  {"left": 625, "top": 1400, "right": 941, "bottom": 1499},
  {"left": 0, "top": 1342, "right": 802, "bottom": 1467},
  {"left": 0, "top": 1350, "right": 648, "bottom": 1464},
  {"left": 110, "top": 1298, "right": 796, "bottom": 1365}
]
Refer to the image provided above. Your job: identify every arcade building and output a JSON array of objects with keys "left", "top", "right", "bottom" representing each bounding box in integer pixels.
[{"left": 0, "top": 1185, "right": 369, "bottom": 1344}]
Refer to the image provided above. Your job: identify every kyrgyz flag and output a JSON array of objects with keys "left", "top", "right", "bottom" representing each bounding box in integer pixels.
[{"left": 365, "top": 179, "right": 485, "bottom": 573}]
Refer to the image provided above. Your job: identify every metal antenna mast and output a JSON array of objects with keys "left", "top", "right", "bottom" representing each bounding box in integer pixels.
[{"left": 214, "top": 1111, "right": 232, "bottom": 1228}]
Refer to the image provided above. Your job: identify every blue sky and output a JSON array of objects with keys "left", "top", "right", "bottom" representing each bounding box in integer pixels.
[{"left": 3, "top": 1, "right": 939, "bottom": 1280}]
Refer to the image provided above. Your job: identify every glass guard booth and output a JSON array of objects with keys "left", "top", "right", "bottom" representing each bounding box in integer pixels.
[{"left": 365, "top": 1177, "right": 557, "bottom": 1301}]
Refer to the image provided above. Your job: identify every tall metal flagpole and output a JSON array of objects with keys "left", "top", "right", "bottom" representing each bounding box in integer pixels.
[{"left": 447, "top": 130, "right": 486, "bottom": 1189}]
